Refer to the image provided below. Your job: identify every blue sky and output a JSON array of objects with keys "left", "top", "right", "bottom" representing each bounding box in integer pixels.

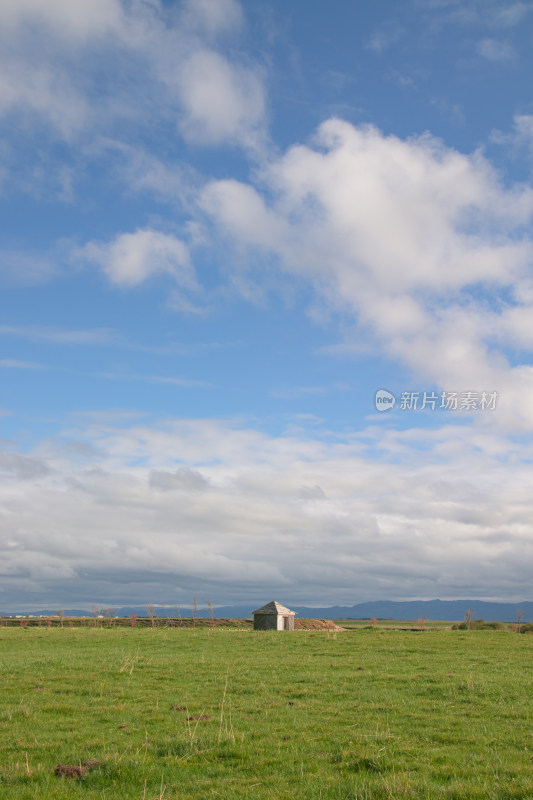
[{"left": 2, "top": 0, "right": 533, "bottom": 612}]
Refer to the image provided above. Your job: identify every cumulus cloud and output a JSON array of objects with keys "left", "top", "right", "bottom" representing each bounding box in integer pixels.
[
  {"left": 1, "top": 417, "right": 533, "bottom": 609},
  {"left": 0, "top": 451, "right": 51, "bottom": 480},
  {"left": 0, "top": 0, "right": 266, "bottom": 150},
  {"left": 174, "top": 49, "right": 265, "bottom": 147},
  {"left": 0, "top": 0, "right": 124, "bottom": 138},
  {"left": 150, "top": 466, "right": 210, "bottom": 492},
  {"left": 0, "top": 0, "right": 123, "bottom": 39},
  {"left": 79, "top": 228, "right": 197, "bottom": 290},
  {"left": 202, "top": 119, "right": 533, "bottom": 430}
]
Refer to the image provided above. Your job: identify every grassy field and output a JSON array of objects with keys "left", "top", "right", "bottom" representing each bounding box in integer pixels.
[
  {"left": 333, "top": 620, "right": 457, "bottom": 631},
  {"left": 1, "top": 626, "right": 533, "bottom": 799}
]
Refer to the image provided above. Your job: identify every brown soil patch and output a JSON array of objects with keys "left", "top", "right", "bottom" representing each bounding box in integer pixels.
[
  {"left": 171, "top": 705, "right": 186, "bottom": 710},
  {"left": 55, "top": 764, "right": 86, "bottom": 778},
  {"left": 55, "top": 760, "right": 100, "bottom": 778},
  {"left": 187, "top": 714, "right": 213, "bottom": 721},
  {"left": 118, "top": 724, "right": 129, "bottom": 729},
  {"left": 82, "top": 760, "right": 100, "bottom": 770},
  {"left": 296, "top": 618, "right": 345, "bottom": 631}
]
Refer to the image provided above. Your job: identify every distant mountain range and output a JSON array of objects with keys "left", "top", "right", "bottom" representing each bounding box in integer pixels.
[{"left": 2, "top": 599, "right": 532, "bottom": 622}]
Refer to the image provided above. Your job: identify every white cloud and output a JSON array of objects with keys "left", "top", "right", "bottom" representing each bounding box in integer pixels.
[
  {"left": 180, "top": 0, "right": 245, "bottom": 38},
  {"left": 0, "top": 0, "right": 267, "bottom": 151},
  {"left": 103, "top": 140, "right": 195, "bottom": 205},
  {"left": 174, "top": 49, "right": 265, "bottom": 148},
  {"left": 488, "top": 2, "right": 532, "bottom": 28},
  {"left": 367, "top": 22, "right": 404, "bottom": 54},
  {"left": 150, "top": 466, "right": 210, "bottom": 492},
  {"left": 2, "top": 417, "right": 533, "bottom": 608},
  {"left": 202, "top": 119, "right": 533, "bottom": 430},
  {"left": 514, "top": 114, "right": 533, "bottom": 143},
  {"left": 492, "top": 115, "right": 533, "bottom": 162},
  {"left": 0, "top": 451, "right": 50, "bottom": 480},
  {"left": 0, "top": 0, "right": 124, "bottom": 138},
  {"left": 79, "top": 229, "right": 197, "bottom": 289},
  {"left": 0, "top": 63, "right": 92, "bottom": 139},
  {"left": 0, "top": 0, "right": 123, "bottom": 39},
  {"left": 417, "top": 0, "right": 532, "bottom": 30},
  {"left": 476, "top": 38, "right": 516, "bottom": 62},
  {"left": 0, "top": 325, "right": 120, "bottom": 345}
]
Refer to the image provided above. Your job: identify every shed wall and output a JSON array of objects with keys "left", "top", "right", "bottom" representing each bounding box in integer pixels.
[
  {"left": 253, "top": 614, "right": 278, "bottom": 630},
  {"left": 276, "top": 615, "right": 295, "bottom": 630}
]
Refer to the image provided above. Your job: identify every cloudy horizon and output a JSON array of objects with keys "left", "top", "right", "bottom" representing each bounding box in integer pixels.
[{"left": 2, "top": 0, "right": 533, "bottom": 613}]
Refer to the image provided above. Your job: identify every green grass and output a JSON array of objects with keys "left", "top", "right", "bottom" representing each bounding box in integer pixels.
[
  {"left": 1, "top": 627, "right": 533, "bottom": 799},
  {"left": 334, "top": 619, "right": 457, "bottom": 630}
]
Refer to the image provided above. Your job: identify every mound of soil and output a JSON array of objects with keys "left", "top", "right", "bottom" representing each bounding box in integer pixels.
[
  {"left": 295, "top": 618, "right": 345, "bottom": 631},
  {"left": 55, "top": 765, "right": 85, "bottom": 778},
  {"left": 82, "top": 760, "right": 101, "bottom": 770},
  {"left": 55, "top": 760, "right": 100, "bottom": 778}
]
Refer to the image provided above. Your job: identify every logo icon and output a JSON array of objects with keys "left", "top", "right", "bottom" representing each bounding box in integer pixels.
[{"left": 375, "top": 389, "right": 396, "bottom": 412}]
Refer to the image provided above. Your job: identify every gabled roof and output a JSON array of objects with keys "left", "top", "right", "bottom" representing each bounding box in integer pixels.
[{"left": 251, "top": 600, "right": 297, "bottom": 615}]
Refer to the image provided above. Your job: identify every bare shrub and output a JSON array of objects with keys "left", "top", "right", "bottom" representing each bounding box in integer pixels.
[{"left": 517, "top": 609, "right": 524, "bottom": 634}]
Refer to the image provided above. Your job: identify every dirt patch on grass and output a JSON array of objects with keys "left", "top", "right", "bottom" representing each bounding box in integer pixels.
[
  {"left": 55, "top": 760, "right": 100, "bottom": 778},
  {"left": 296, "top": 618, "right": 345, "bottom": 631},
  {"left": 55, "top": 764, "right": 85, "bottom": 778},
  {"left": 187, "top": 715, "right": 213, "bottom": 721},
  {"left": 82, "top": 760, "right": 101, "bottom": 770}
]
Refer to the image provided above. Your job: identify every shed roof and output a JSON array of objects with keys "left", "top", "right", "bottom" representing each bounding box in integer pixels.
[{"left": 251, "top": 601, "right": 297, "bottom": 615}]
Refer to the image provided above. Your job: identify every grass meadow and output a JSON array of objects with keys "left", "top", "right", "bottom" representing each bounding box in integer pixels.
[{"left": 1, "top": 625, "right": 533, "bottom": 799}]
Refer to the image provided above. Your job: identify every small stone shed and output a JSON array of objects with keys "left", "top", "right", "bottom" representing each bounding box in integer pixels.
[{"left": 252, "top": 601, "right": 297, "bottom": 631}]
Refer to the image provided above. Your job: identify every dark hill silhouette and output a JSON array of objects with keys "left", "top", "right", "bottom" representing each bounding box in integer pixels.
[{"left": 3, "top": 599, "right": 532, "bottom": 622}]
